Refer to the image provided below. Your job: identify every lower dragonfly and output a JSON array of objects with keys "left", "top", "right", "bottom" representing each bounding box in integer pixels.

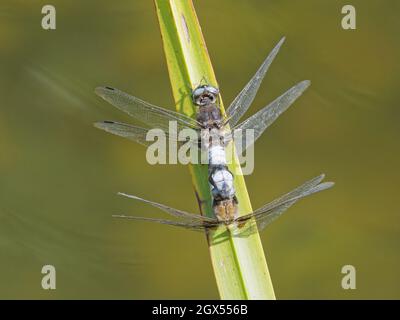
[{"left": 114, "top": 174, "right": 333, "bottom": 233}]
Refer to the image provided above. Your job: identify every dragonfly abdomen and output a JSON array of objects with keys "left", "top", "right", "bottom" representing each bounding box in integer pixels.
[
  {"left": 192, "top": 85, "right": 239, "bottom": 222},
  {"left": 209, "top": 165, "right": 235, "bottom": 200},
  {"left": 208, "top": 144, "right": 226, "bottom": 166},
  {"left": 208, "top": 141, "right": 237, "bottom": 221}
]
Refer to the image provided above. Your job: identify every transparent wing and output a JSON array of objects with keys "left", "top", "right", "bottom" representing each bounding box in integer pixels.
[
  {"left": 94, "top": 121, "right": 154, "bottom": 147},
  {"left": 252, "top": 174, "right": 331, "bottom": 216},
  {"left": 118, "top": 192, "right": 216, "bottom": 222},
  {"left": 233, "top": 80, "right": 310, "bottom": 153},
  {"left": 95, "top": 86, "right": 200, "bottom": 132},
  {"left": 254, "top": 182, "right": 334, "bottom": 231},
  {"left": 226, "top": 37, "right": 285, "bottom": 127},
  {"left": 112, "top": 215, "right": 217, "bottom": 232},
  {"left": 254, "top": 202, "right": 294, "bottom": 231},
  {"left": 235, "top": 174, "right": 334, "bottom": 231},
  {"left": 94, "top": 120, "right": 199, "bottom": 148}
]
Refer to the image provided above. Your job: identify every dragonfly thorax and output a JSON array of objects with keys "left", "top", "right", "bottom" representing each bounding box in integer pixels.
[
  {"left": 213, "top": 198, "right": 238, "bottom": 223},
  {"left": 196, "top": 104, "right": 223, "bottom": 129},
  {"left": 193, "top": 85, "right": 223, "bottom": 129}
]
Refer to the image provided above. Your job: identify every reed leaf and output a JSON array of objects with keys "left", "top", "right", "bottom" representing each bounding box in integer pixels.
[{"left": 154, "top": 0, "right": 275, "bottom": 299}]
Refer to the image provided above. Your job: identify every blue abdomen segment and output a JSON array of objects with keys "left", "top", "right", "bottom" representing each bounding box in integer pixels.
[{"left": 209, "top": 166, "right": 236, "bottom": 200}]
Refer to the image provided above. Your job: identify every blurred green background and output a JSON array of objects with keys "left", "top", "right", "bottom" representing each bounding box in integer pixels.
[{"left": 0, "top": 0, "right": 399, "bottom": 299}]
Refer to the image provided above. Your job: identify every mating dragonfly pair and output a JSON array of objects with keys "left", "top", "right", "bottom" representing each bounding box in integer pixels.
[{"left": 95, "top": 37, "right": 333, "bottom": 233}]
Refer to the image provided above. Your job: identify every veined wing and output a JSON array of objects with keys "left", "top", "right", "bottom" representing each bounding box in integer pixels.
[
  {"left": 118, "top": 192, "right": 216, "bottom": 222},
  {"left": 233, "top": 80, "right": 310, "bottom": 153},
  {"left": 112, "top": 214, "right": 217, "bottom": 232},
  {"left": 113, "top": 175, "right": 333, "bottom": 233},
  {"left": 95, "top": 86, "right": 200, "bottom": 132},
  {"left": 235, "top": 174, "right": 334, "bottom": 231},
  {"left": 94, "top": 121, "right": 155, "bottom": 147},
  {"left": 226, "top": 37, "right": 285, "bottom": 128},
  {"left": 254, "top": 182, "right": 333, "bottom": 231},
  {"left": 252, "top": 174, "right": 328, "bottom": 215},
  {"left": 113, "top": 192, "right": 219, "bottom": 231},
  {"left": 112, "top": 176, "right": 333, "bottom": 233},
  {"left": 94, "top": 120, "right": 199, "bottom": 148}
]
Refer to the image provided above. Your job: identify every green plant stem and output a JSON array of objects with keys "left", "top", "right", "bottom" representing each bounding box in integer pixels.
[{"left": 154, "top": 0, "right": 276, "bottom": 299}]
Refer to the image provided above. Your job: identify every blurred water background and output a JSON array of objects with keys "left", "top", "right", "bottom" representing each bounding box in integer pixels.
[{"left": 0, "top": 0, "right": 399, "bottom": 299}]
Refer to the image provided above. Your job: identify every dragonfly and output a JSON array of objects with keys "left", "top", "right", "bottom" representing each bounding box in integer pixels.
[
  {"left": 113, "top": 174, "right": 334, "bottom": 233},
  {"left": 94, "top": 37, "right": 309, "bottom": 156},
  {"left": 95, "top": 37, "right": 333, "bottom": 232}
]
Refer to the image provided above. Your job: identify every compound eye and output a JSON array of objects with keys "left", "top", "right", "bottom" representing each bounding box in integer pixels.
[
  {"left": 208, "top": 86, "right": 219, "bottom": 95},
  {"left": 193, "top": 87, "right": 205, "bottom": 98}
]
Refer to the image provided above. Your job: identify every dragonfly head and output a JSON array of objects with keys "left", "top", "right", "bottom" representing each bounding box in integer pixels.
[{"left": 192, "top": 85, "right": 219, "bottom": 106}]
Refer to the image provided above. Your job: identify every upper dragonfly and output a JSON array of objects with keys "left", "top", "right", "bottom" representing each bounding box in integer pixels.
[{"left": 94, "top": 37, "right": 309, "bottom": 154}]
